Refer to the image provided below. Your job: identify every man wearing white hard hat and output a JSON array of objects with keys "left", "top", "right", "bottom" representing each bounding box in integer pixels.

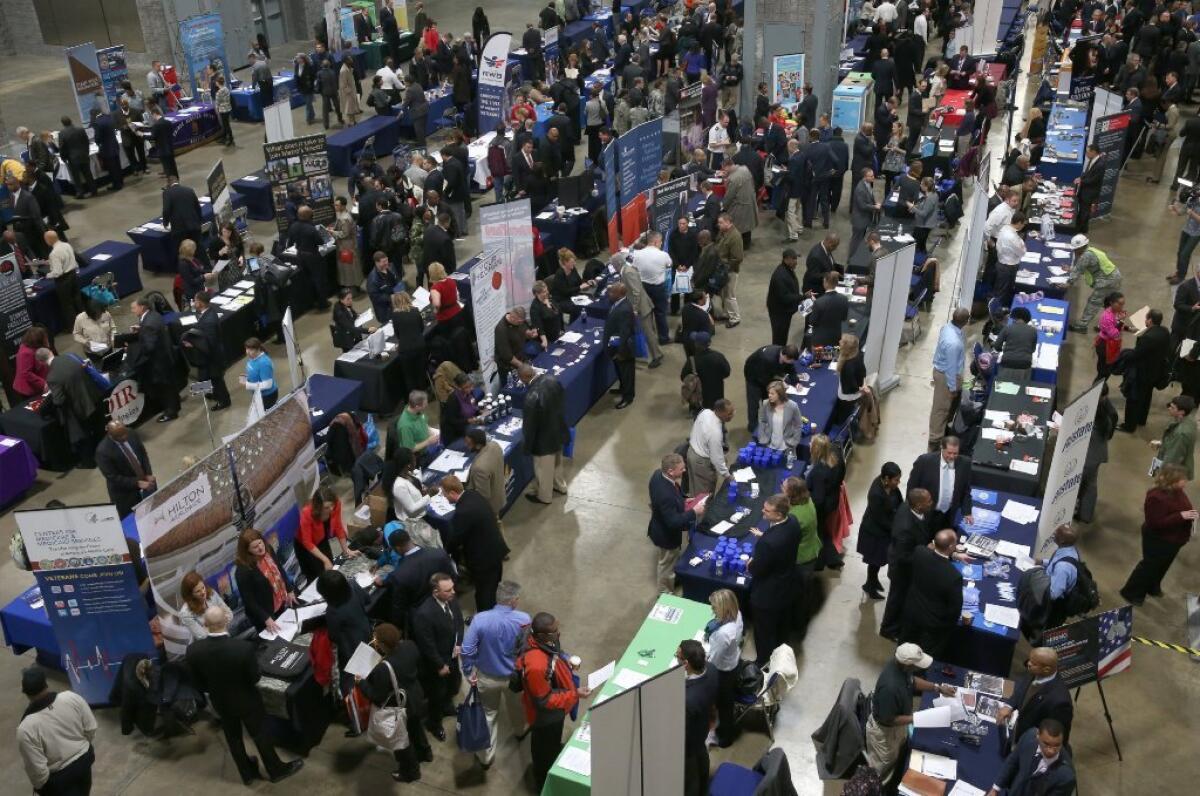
[
  {"left": 864, "top": 643, "right": 956, "bottom": 781},
  {"left": 1066, "top": 233, "right": 1123, "bottom": 333}
]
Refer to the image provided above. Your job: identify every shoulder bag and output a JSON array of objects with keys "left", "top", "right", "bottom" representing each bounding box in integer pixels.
[{"left": 367, "top": 661, "right": 410, "bottom": 750}]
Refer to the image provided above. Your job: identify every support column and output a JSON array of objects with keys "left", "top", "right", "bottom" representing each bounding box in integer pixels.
[{"left": 743, "top": 0, "right": 846, "bottom": 119}]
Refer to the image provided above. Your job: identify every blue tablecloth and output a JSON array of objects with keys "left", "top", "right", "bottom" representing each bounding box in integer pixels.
[
  {"left": 230, "top": 73, "right": 299, "bottom": 122},
  {"left": 390, "top": 87, "right": 455, "bottom": 137},
  {"left": 504, "top": 314, "right": 617, "bottom": 427},
  {"left": 146, "top": 102, "right": 222, "bottom": 157},
  {"left": 1011, "top": 295, "right": 1069, "bottom": 384},
  {"left": 327, "top": 115, "right": 402, "bottom": 176},
  {"left": 1037, "top": 104, "right": 1089, "bottom": 182},
  {"left": 27, "top": 240, "right": 144, "bottom": 334},
  {"left": 307, "top": 374, "right": 364, "bottom": 440},
  {"left": 0, "top": 434, "right": 38, "bottom": 507},
  {"left": 126, "top": 194, "right": 244, "bottom": 273},
  {"left": 789, "top": 363, "right": 840, "bottom": 460},
  {"left": 533, "top": 102, "right": 556, "bottom": 140},
  {"left": 909, "top": 663, "right": 1009, "bottom": 792},
  {"left": 231, "top": 170, "right": 275, "bottom": 220},
  {"left": 1015, "top": 237, "right": 1071, "bottom": 299}
]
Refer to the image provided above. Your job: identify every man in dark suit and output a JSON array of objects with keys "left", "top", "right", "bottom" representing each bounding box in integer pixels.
[
  {"left": 901, "top": 530, "right": 965, "bottom": 659},
  {"left": 1074, "top": 144, "right": 1104, "bottom": 233},
  {"left": 749, "top": 495, "right": 801, "bottom": 665},
  {"left": 828, "top": 128, "right": 850, "bottom": 213},
  {"left": 58, "top": 116, "right": 95, "bottom": 198},
  {"left": 149, "top": 107, "right": 178, "bottom": 178},
  {"left": 948, "top": 46, "right": 976, "bottom": 89},
  {"left": 991, "top": 720, "right": 1076, "bottom": 796},
  {"left": 45, "top": 350, "right": 104, "bottom": 467},
  {"left": 997, "top": 648, "right": 1075, "bottom": 746},
  {"left": 95, "top": 422, "right": 155, "bottom": 517},
  {"left": 162, "top": 176, "right": 205, "bottom": 268},
  {"left": 680, "top": 332, "right": 730, "bottom": 409},
  {"left": 678, "top": 640, "right": 718, "bottom": 796},
  {"left": 125, "top": 295, "right": 181, "bottom": 421},
  {"left": 851, "top": 124, "right": 877, "bottom": 201},
  {"left": 440, "top": 475, "right": 509, "bottom": 611},
  {"left": 648, "top": 453, "right": 705, "bottom": 593},
  {"left": 285, "top": 205, "right": 331, "bottom": 309},
  {"left": 766, "top": 249, "right": 802, "bottom": 346},
  {"left": 696, "top": 182, "right": 722, "bottom": 236},
  {"left": 380, "top": 0, "right": 401, "bottom": 61},
  {"left": 604, "top": 283, "right": 637, "bottom": 408},
  {"left": 784, "top": 139, "right": 811, "bottom": 235},
  {"left": 907, "top": 436, "right": 974, "bottom": 530},
  {"left": 412, "top": 573, "right": 465, "bottom": 741},
  {"left": 742, "top": 343, "right": 799, "bottom": 432},
  {"left": 850, "top": 168, "right": 880, "bottom": 260},
  {"left": 761, "top": 116, "right": 789, "bottom": 163},
  {"left": 807, "top": 272, "right": 849, "bottom": 348},
  {"left": 1122, "top": 308, "right": 1172, "bottom": 430},
  {"left": 385, "top": 530, "right": 455, "bottom": 625},
  {"left": 186, "top": 607, "right": 303, "bottom": 784},
  {"left": 5, "top": 176, "right": 47, "bottom": 258},
  {"left": 1171, "top": 264, "right": 1200, "bottom": 344},
  {"left": 419, "top": 212, "right": 456, "bottom": 286},
  {"left": 519, "top": 365, "right": 570, "bottom": 504},
  {"left": 880, "top": 488, "right": 932, "bottom": 640},
  {"left": 803, "top": 233, "right": 840, "bottom": 294},
  {"left": 796, "top": 84, "right": 818, "bottom": 129},
  {"left": 89, "top": 109, "right": 123, "bottom": 191},
  {"left": 188, "top": 291, "right": 231, "bottom": 409}
]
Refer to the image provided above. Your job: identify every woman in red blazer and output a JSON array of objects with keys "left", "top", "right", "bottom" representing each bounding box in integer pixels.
[
  {"left": 13, "top": 327, "right": 51, "bottom": 398},
  {"left": 295, "top": 487, "right": 361, "bottom": 581},
  {"left": 1120, "top": 463, "right": 1197, "bottom": 605}
]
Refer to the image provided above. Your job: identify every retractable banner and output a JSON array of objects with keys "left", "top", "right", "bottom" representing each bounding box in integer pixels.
[
  {"left": 477, "top": 33, "right": 514, "bottom": 137},
  {"left": 96, "top": 45, "right": 129, "bottom": 111},
  {"left": 616, "top": 118, "right": 663, "bottom": 245},
  {"left": 1092, "top": 112, "right": 1131, "bottom": 219},
  {"left": 178, "top": 13, "right": 230, "bottom": 98},
  {"left": 65, "top": 42, "right": 106, "bottom": 123},
  {"left": 1037, "top": 380, "right": 1104, "bottom": 550}
]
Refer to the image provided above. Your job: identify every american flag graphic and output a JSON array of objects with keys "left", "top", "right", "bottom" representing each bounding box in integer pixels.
[{"left": 1097, "top": 605, "right": 1134, "bottom": 679}]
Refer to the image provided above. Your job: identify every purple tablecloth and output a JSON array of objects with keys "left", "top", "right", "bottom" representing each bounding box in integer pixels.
[
  {"left": 0, "top": 435, "right": 38, "bottom": 506},
  {"left": 146, "top": 103, "right": 222, "bottom": 158}
]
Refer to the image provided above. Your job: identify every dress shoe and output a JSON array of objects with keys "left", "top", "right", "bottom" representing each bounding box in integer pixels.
[
  {"left": 862, "top": 585, "right": 885, "bottom": 600},
  {"left": 1119, "top": 589, "right": 1143, "bottom": 607},
  {"left": 649, "top": 356, "right": 663, "bottom": 369},
  {"left": 417, "top": 747, "right": 434, "bottom": 763},
  {"left": 210, "top": 402, "right": 231, "bottom": 411},
  {"left": 615, "top": 399, "right": 632, "bottom": 409},
  {"left": 525, "top": 493, "right": 552, "bottom": 505},
  {"left": 392, "top": 769, "right": 420, "bottom": 782},
  {"left": 240, "top": 757, "right": 262, "bottom": 785},
  {"left": 268, "top": 759, "right": 303, "bottom": 783},
  {"left": 156, "top": 414, "right": 177, "bottom": 423},
  {"left": 430, "top": 726, "right": 447, "bottom": 742}
]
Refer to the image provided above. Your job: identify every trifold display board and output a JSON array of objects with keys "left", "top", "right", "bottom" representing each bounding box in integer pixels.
[
  {"left": 616, "top": 118, "right": 664, "bottom": 246},
  {"left": 263, "top": 133, "right": 333, "bottom": 232},
  {"left": 590, "top": 666, "right": 685, "bottom": 796},
  {"left": 863, "top": 243, "right": 916, "bottom": 394},
  {"left": 955, "top": 161, "right": 992, "bottom": 313}
]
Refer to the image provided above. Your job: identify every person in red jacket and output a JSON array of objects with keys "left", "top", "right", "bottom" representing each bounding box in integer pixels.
[
  {"left": 295, "top": 487, "right": 361, "bottom": 581},
  {"left": 486, "top": 124, "right": 511, "bottom": 205},
  {"left": 13, "top": 327, "right": 51, "bottom": 399},
  {"left": 1120, "top": 464, "right": 1197, "bottom": 605},
  {"left": 518, "top": 612, "right": 591, "bottom": 790}
]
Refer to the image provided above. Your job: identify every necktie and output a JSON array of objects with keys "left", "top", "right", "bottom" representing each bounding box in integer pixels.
[
  {"left": 938, "top": 463, "right": 952, "bottom": 513},
  {"left": 526, "top": 152, "right": 533, "bottom": 168},
  {"left": 1021, "top": 680, "right": 1044, "bottom": 711},
  {"left": 120, "top": 441, "right": 146, "bottom": 479}
]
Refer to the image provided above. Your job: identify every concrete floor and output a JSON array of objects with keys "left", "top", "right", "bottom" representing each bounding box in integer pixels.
[{"left": 1, "top": 9, "right": 1198, "bottom": 794}]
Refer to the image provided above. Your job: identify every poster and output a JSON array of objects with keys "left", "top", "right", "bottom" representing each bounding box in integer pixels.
[
  {"left": 395, "top": 0, "right": 408, "bottom": 30},
  {"left": 616, "top": 118, "right": 663, "bottom": 245},
  {"left": 478, "top": 199, "right": 536, "bottom": 389},
  {"left": 1087, "top": 88, "right": 1124, "bottom": 144},
  {"left": 18, "top": 505, "right": 156, "bottom": 704},
  {"left": 1037, "top": 381, "right": 1104, "bottom": 550},
  {"left": 0, "top": 253, "right": 32, "bottom": 354},
  {"left": 325, "top": 0, "right": 343, "bottom": 54},
  {"left": 650, "top": 175, "right": 691, "bottom": 244},
  {"left": 178, "top": 13, "right": 230, "bottom": 99},
  {"left": 96, "top": 45, "right": 128, "bottom": 112},
  {"left": 1043, "top": 606, "right": 1133, "bottom": 688},
  {"left": 207, "top": 159, "right": 232, "bottom": 229},
  {"left": 65, "top": 42, "right": 106, "bottom": 123},
  {"left": 339, "top": 7, "right": 356, "bottom": 45},
  {"left": 772, "top": 54, "right": 805, "bottom": 107},
  {"left": 478, "top": 33, "right": 514, "bottom": 138},
  {"left": 1093, "top": 112, "right": 1131, "bottom": 219},
  {"left": 470, "top": 247, "right": 508, "bottom": 390},
  {"left": 263, "top": 133, "right": 334, "bottom": 233}
]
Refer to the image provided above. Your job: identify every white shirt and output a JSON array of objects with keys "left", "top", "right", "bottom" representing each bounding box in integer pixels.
[
  {"left": 984, "top": 201, "right": 1015, "bottom": 239},
  {"left": 688, "top": 408, "right": 730, "bottom": 478},
  {"left": 632, "top": 245, "right": 672, "bottom": 286},
  {"left": 47, "top": 241, "right": 77, "bottom": 278},
  {"left": 707, "top": 613, "right": 744, "bottom": 671},
  {"left": 936, "top": 459, "right": 956, "bottom": 513},
  {"left": 996, "top": 225, "right": 1026, "bottom": 266},
  {"left": 376, "top": 65, "right": 404, "bottom": 91},
  {"left": 874, "top": 1, "right": 898, "bottom": 23},
  {"left": 707, "top": 123, "right": 730, "bottom": 154},
  {"left": 914, "top": 13, "right": 929, "bottom": 41},
  {"left": 392, "top": 474, "right": 430, "bottom": 520}
]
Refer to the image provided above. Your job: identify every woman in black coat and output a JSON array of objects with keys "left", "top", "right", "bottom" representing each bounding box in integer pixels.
[
  {"left": 358, "top": 623, "right": 432, "bottom": 782},
  {"left": 472, "top": 8, "right": 491, "bottom": 49},
  {"left": 389, "top": 290, "right": 428, "bottom": 397},
  {"left": 530, "top": 279, "right": 564, "bottom": 347},
  {"left": 232, "top": 528, "right": 297, "bottom": 633},
  {"left": 332, "top": 289, "right": 365, "bottom": 351},
  {"left": 805, "top": 434, "right": 846, "bottom": 571},
  {"left": 857, "top": 462, "right": 903, "bottom": 599},
  {"left": 315, "top": 570, "right": 371, "bottom": 690}
]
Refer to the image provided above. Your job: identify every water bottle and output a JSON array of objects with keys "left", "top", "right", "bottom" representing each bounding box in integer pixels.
[
  {"left": 1040, "top": 211, "right": 1054, "bottom": 241},
  {"left": 786, "top": 449, "right": 796, "bottom": 469},
  {"left": 714, "top": 556, "right": 724, "bottom": 577}
]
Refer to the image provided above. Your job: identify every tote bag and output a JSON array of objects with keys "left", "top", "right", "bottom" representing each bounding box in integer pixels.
[
  {"left": 367, "top": 662, "right": 410, "bottom": 751},
  {"left": 456, "top": 685, "right": 491, "bottom": 753}
]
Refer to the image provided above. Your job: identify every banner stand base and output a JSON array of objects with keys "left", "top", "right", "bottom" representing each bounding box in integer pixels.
[
  {"left": 876, "top": 375, "right": 901, "bottom": 395},
  {"left": 1073, "top": 679, "right": 1123, "bottom": 761}
]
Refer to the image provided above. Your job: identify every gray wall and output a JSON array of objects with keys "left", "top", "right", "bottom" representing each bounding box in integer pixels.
[{"left": 743, "top": 0, "right": 846, "bottom": 120}]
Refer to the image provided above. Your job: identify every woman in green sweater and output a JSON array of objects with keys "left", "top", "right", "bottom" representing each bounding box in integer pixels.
[
  {"left": 1151, "top": 395, "right": 1196, "bottom": 479},
  {"left": 784, "top": 476, "right": 821, "bottom": 637}
]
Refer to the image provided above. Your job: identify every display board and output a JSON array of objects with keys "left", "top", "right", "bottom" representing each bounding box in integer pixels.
[
  {"left": 604, "top": 141, "right": 619, "bottom": 251},
  {"left": 1043, "top": 605, "right": 1133, "bottom": 688},
  {"left": 1093, "top": 112, "right": 1131, "bottom": 219},
  {"left": 863, "top": 243, "right": 915, "bottom": 393},
  {"left": 591, "top": 666, "right": 685, "bottom": 796},
  {"left": 1037, "top": 380, "right": 1103, "bottom": 550},
  {"left": 478, "top": 33, "right": 514, "bottom": 138},
  {"left": 65, "top": 42, "right": 106, "bottom": 123},
  {"left": 616, "top": 118, "right": 663, "bottom": 246},
  {"left": 18, "top": 505, "right": 156, "bottom": 703},
  {"left": 96, "top": 45, "right": 129, "bottom": 111},
  {"left": 0, "top": 253, "right": 33, "bottom": 355},
  {"left": 956, "top": 162, "right": 991, "bottom": 312},
  {"left": 650, "top": 176, "right": 691, "bottom": 244},
  {"left": 772, "top": 54, "right": 805, "bottom": 107},
  {"left": 264, "top": 97, "right": 295, "bottom": 143},
  {"left": 206, "top": 159, "right": 233, "bottom": 230},
  {"left": 263, "top": 133, "right": 334, "bottom": 233},
  {"left": 470, "top": 245, "right": 508, "bottom": 391},
  {"left": 178, "top": 13, "right": 230, "bottom": 98}
]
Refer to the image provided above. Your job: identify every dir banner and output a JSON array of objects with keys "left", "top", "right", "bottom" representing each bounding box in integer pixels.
[
  {"left": 478, "top": 33, "right": 514, "bottom": 137},
  {"left": 179, "top": 13, "right": 230, "bottom": 98},
  {"left": 18, "top": 505, "right": 156, "bottom": 704},
  {"left": 1037, "top": 380, "right": 1104, "bottom": 551},
  {"left": 772, "top": 53, "right": 805, "bottom": 107},
  {"left": 96, "top": 45, "right": 128, "bottom": 112},
  {"left": 263, "top": 134, "right": 334, "bottom": 232},
  {"left": 1093, "top": 112, "right": 1131, "bottom": 219},
  {"left": 65, "top": 42, "right": 106, "bottom": 123}
]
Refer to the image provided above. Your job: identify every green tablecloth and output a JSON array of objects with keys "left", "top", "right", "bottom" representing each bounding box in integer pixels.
[
  {"left": 362, "top": 39, "right": 386, "bottom": 69},
  {"left": 541, "top": 594, "right": 712, "bottom": 796}
]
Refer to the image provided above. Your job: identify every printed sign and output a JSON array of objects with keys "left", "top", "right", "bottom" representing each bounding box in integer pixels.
[
  {"left": 263, "top": 133, "right": 334, "bottom": 232},
  {"left": 96, "top": 45, "right": 129, "bottom": 111},
  {"left": 1037, "top": 381, "right": 1103, "bottom": 549},
  {"left": 178, "top": 13, "right": 230, "bottom": 98},
  {"left": 772, "top": 53, "right": 805, "bottom": 107},
  {"left": 1093, "top": 112, "right": 1130, "bottom": 219},
  {"left": 477, "top": 33, "right": 514, "bottom": 138},
  {"left": 105, "top": 379, "right": 145, "bottom": 425},
  {"left": 0, "top": 253, "right": 32, "bottom": 354},
  {"left": 65, "top": 42, "right": 106, "bottom": 123}
]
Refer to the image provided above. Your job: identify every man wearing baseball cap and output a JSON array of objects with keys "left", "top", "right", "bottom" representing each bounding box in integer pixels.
[
  {"left": 864, "top": 643, "right": 955, "bottom": 781},
  {"left": 1066, "top": 233, "right": 1123, "bottom": 333},
  {"left": 16, "top": 668, "right": 97, "bottom": 794}
]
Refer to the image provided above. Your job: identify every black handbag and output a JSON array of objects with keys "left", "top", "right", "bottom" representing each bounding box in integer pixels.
[
  {"left": 257, "top": 639, "right": 311, "bottom": 679},
  {"left": 733, "top": 659, "right": 764, "bottom": 698}
]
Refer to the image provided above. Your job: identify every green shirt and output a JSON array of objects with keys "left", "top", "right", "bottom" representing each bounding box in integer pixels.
[
  {"left": 1160, "top": 416, "right": 1196, "bottom": 479},
  {"left": 395, "top": 409, "right": 430, "bottom": 451},
  {"left": 790, "top": 501, "right": 821, "bottom": 564}
]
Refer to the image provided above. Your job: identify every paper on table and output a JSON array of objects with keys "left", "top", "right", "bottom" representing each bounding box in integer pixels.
[
  {"left": 588, "top": 660, "right": 616, "bottom": 691},
  {"left": 428, "top": 493, "right": 455, "bottom": 515},
  {"left": 1009, "top": 459, "right": 1039, "bottom": 475},
  {"left": 920, "top": 753, "right": 958, "bottom": 780},
  {"left": 241, "top": 174, "right": 259, "bottom": 181},
  {"left": 1020, "top": 252, "right": 1041, "bottom": 263},
  {"left": 613, "top": 668, "right": 651, "bottom": 689},
  {"left": 296, "top": 603, "right": 327, "bottom": 623},
  {"left": 343, "top": 642, "right": 382, "bottom": 678},
  {"left": 913, "top": 705, "right": 953, "bottom": 728},
  {"left": 428, "top": 448, "right": 470, "bottom": 472},
  {"left": 354, "top": 570, "right": 375, "bottom": 588},
  {"left": 933, "top": 696, "right": 969, "bottom": 723},
  {"left": 1038, "top": 303, "right": 1065, "bottom": 315},
  {"left": 570, "top": 295, "right": 594, "bottom": 306},
  {"left": 558, "top": 745, "right": 592, "bottom": 776},
  {"left": 559, "top": 331, "right": 583, "bottom": 344},
  {"left": 995, "top": 540, "right": 1032, "bottom": 559},
  {"left": 948, "top": 781, "right": 986, "bottom": 796},
  {"left": 1026, "top": 385, "right": 1052, "bottom": 399},
  {"left": 258, "top": 616, "right": 298, "bottom": 642},
  {"left": 178, "top": 315, "right": 198, "bottom": 327},
  {"left": 0, "top": 438, "right": 18, "bottom": 448},
  {"left": 732, "top": 467, "right": 756, "bottom": 483},
  {"left": 984, "top": 603, "right": 1021, "bottom": 628},
  {"left": 90, "top": 253, "right": 112, "bottom": 261},
  {"left": 993, "top": 381, "right": 1020, "bottom": 395},
  {"left": 983, "top": 409, "right": 1011, "bottom": 423},
  {"left": 1000, "top": 500, "right": 1039, "bottom": 524},
  {"left": 236, "top": 279, "right": 256, "bottom": 289},
  {"left": 710, "top": 520, "right": 734, "bottom": 535},
  {"left": 979, "top": 427, "right": 1010, "bottom": 441}
]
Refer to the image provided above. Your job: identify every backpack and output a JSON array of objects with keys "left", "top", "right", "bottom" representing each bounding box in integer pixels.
[
  {"left": 681, "top": 357, "right": 702, "bottom": 410},
  {"left": 707, "top": 261, "right": 729, "bottom": 293},
  {"left": 1055, "top": 555, "right": 1101, "bottom": 617}
]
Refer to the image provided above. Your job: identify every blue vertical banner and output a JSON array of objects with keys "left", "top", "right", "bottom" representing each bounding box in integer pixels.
[
  {"left": 615, "top": 118, "right": 663, "bottom": 245},
  {"left": 339, "top": 7, "right": 356, "bottom": 44},
  {"left": 18, "top": 505, "right": 156, "bottom": 704},
  {"left": 477, "top": 33, "right": 514, "bottom": 137},
  {"left": 65, "top": 42, "right": 106, "bottom": 123},
  {"left": 179, "top": 13, "right": 230, "bottom": 98},
  {"left": 603, "top": 141, "right": 619, "bottom": 250},
  {"left": 96, "top": 45, "right": 129, "bottom": 111}
]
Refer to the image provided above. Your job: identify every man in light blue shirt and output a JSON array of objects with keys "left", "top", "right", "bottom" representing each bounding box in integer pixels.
[
  {"left": 460, "top": 580, "right": 531, "bottom": 767},
  {"left": 929, "top": 308, "right": 970, "bottom": 448},
  {"left": 1036, "top": 523, "right": 1081, "bottom": 631}
]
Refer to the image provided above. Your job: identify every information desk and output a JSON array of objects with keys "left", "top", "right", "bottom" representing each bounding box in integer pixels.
[
  {"left": 907, "top": 662, "right": 1014, "bottom": 793},
  {"left": 307, "top": 374, "right": 364, "bottom": 441},
  {"left": 326, "top": 114, "right": 402, "bottom": 176},
  {"left": 1038, "top": 104, "right": 1090, "bottom": 182},
  {"left": 0, "top": 400, "right": 72, "bottom": 471},
  {"left": 27, "top": 240, "right": 144, "bottom": 334},
  {"left": 1009, "top": 295, "right": 1069, "bottom": 385},
  {"left": 230, "top": 170, "right": 275, "bottom": 220},
  {"left": 0, "top": 434, "right": 39, "bottom": 507},
  {"left": 788, "top": 362, "right": 841, "bottom": 460},
  {"left": 229, "top": 72, "right": 300, "bottom": 122},
  {"left": 127, "top": 193, "right": 246, "bottom": 273},
  {"left": 144, "top": 102, "right": 222, "bottom": 157},
  {"left": 385, "top": 86, "right": 455, "bottom": 137},
  {"left": 971, "top": 377, "right": 1054, "bottom": 496},
  {"left": 1015, "top": 236, "right": 1071, "bottom": 299},
  {"left": 333, "top": 334, "right": 426, "bottom": 415},
  {"left": 166, "top": 282, "right": 259, "bottom": 367},
  {"left": 504, "top": 314, "right": 618, "bottom": 428},
  {"left": 543, "top": 594, "right": 711, "bottom": 796}
]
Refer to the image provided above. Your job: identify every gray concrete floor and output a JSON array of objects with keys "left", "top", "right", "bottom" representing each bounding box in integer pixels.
[{"left": 1, "top": 10, "right": 1198, "bottom": 795}]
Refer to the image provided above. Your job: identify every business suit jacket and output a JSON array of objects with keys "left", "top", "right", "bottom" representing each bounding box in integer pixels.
[
  {"left": 332, "top": 302, "right": 364, "bottom": 350},
  {"left": 186, "top": 634, "right": 267, "bottom": 719},
  {"left": 681, "top": 348, "right": 730, "bottom": 408},
  {"left": 233, "top": 547, "right": 294, "bottom": 631},
  {"left": 442, "top": 156, "right": 469, "bottom": 204},
  {"left": 127, "top": 310, "right": 177, "bottom": 386},
  {"left": 151, "top": 117, "right": 175, "bottom": 157},
  {"left": 749, "top": 517, "right": 802, "bottom": 610},
  {"left": 808, "top": 291, "right": 849, "bottom": 347},
  {"left": 851, "top": 180, "right": 877, "bottom": 230},
  {"left": 1127, "top": 324, "right": 1171, "bottom": 392},
  {"left": 412, "top": 596, "right": 465, "bottom": 673},
  {"left": 647, "top": 470, "right": 695, "bottom": 550},
  {"left": 92, "top": 114, "right": 120, "bottom": 160},
  {"left": 9, "top": 188, "right": 45, "bottom": 244},
  {"left": 851, "top": 133, "right": 876, "bottom": 176},
  {"left": 1007, "top": 673, "right": 1074, "bottom": 745},
  {"left": 904, "top": 546, "right": 963, "bottom": 630},
  {"left": 995, "top": 727, "right": 1076, "bottom": 796},
  {"left": 743, "top": 344, "right": 790, "bottom": 387},
  {"left": 162, "top": 183, "right": 202, "bottom": 233},
  {"left": 767, "top": 264, "right": 802, "bottom": 319},
  {"left": 420, "top": 223, "right": 456, "bottom": 274},
  {"left": 58, "top": 124, "right": 90, "bottom": 166},
  {"left": 465, "top": 443, "right": 506, "bottom": 514},
  {"left": 1172, "top": 276, "right": 1200, "bottom": 340},
  {"left": 1077, "top": 155, "right": 1105, "bottom": 204},
  {"left": 804, "top": 242, "right": 838, "bottom": 294},
  {"left": 522, "top": 374, "right": 569, "bottom": 456},
  {"left": 604, "top": 297, "right": 636, "bottom": 360},
  {"left": 447, "top": 488, "right": 509, "bottom": 573},
  {"left": 195, "top": 306, "right": 226, "bottom": 370},
  {"left": 907, "top": 451, "right": 974, "bottom": 521},
  {"left": 386, "top": 547, "right": 455, "bottom": 623},
  {"left": 95, "top": 433, "right": 152, "bottom": 514},
  {"left": 888, "top": 508, "right": 931, "bottom": 570},
  {"left": 684, "top": 666, "right": 719, "bottom": 755}
]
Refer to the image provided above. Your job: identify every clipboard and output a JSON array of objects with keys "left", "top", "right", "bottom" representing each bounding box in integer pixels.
[{"left": 1127, "top": 304, "right": 1150, "bottom": 336}]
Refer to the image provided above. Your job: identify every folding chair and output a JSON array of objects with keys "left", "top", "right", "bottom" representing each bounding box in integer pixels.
[{"left": 903, "top": 288, "right": 928, "bottom": 345}]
